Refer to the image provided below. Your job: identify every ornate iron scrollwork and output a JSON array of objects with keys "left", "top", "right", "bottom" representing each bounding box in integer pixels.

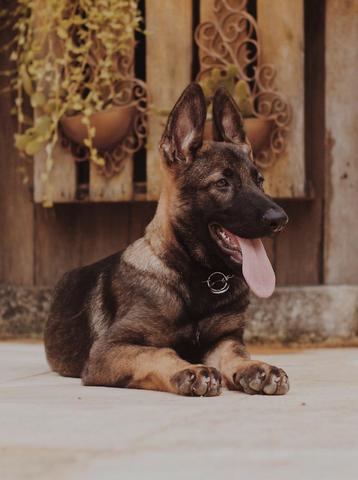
[{"left": 195, "top": 0, "right": 292, "bottom": 168}]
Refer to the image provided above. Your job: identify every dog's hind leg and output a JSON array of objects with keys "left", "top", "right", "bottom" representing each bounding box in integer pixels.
[
  {"left": 204, "top": 338, "right": 289, "bottom": 395},
  {"left": 82, "top": 341, "right": 222, "bottom": 397}
]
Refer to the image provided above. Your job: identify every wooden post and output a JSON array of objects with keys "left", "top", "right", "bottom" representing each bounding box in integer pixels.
[
  {"left": 324, "top": 0, "right": 358, "bottom": 284},
  {"left": 89, "top": 160, "right": 133, "bottom": 202},
  {"left": 34, "top": 142, "right": 76, "bottom": 203},
  {"left": 0, "top": 99, "right": 35, "bottom": 285},
  {"left": 257, "top": 0, "right": 305, "bottom": 198},
  {"left": 146, "top": 0, "right": 193, "bottom": 200},
  {"left": 200, "top": 0, "right": 216, "bottom": 23}
]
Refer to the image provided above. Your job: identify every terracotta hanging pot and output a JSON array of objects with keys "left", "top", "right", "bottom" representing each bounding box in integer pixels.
[
  {"left": 204, "top": 118, "right": 273, "bottom": 156},
  {"left": 60, "top": 105, "right": 137, "bottom": 149}
]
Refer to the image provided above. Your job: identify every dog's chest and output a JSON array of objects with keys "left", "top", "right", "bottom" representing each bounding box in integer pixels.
[
  {"left": 168, "top": 278, "right": 248, "bottom": 356},
  {"left": 187, "top": 274, "right": 248, "bottom": 317}
]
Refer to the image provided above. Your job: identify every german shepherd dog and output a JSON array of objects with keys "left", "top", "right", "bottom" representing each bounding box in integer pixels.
[{"left": 45, "top": 84, "right": 289, "bottom": 397}]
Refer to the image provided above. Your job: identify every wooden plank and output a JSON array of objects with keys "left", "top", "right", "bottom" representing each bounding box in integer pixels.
[
  {"left": 34, "top": 204, "right": 130, "bottom": 286},
  {"left": 146, "top": 0, "right": 193, "bottom": 200},
  {"left": 89, "top": 158, "right": 133, "bottom": 201},
  {"left": 33, "top": 204, "right": 82, "bottom": 285},
  {"left": 0, "top": 97, "right": 34, "bottom": 285},
  {"left": 34, "top": 201, "right": 156, "bottom": 286},
  {"left": 34, "top": 132, "right": 135, "bottom": 203},
  {"left": 275, "top": 201, "right": 322, "bottom": 286},
  {"left": 128, "top": 202, "right": 156, "bottom": 243},
  {"left": 257, "top": 0, "right": 305, "bottom": 198},
  {"left": 32, "top": 1, "right": 76, "bottom": 204},
  {"left": 89, "top": 31, "right": 136, "bottom": 201},
  {"left": 274, "top": 0, "right": 325, "bottom": 286},
  {"left": 76, "top": 204, "right": 130, "bottom": 265},
  {"left": 200, "top": 0, "right": 216, "bottom": 23},
  {"left": 34, "top": 141, "right": 76, "bottom": 204},
  {"left": 262, "top": 237, "right": 275, "bottom": 268},
  {"left": 0, "top": 26, "right": 34, "bottom": 285},
  {"left": 324, "top": 0, "right": 358, "bottom": 284}
]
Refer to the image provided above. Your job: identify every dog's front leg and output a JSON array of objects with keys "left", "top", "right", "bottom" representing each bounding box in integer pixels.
[
  {"left": 204, "top": 338, "right": 289, "bottom": 395},
  {"left": 82, "top": 341, "right": 222, "bottom": 396}
]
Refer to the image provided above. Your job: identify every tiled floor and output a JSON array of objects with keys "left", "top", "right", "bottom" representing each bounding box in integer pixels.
[{"left": 1, "top": 343, "right": 357, "bottom": 479}]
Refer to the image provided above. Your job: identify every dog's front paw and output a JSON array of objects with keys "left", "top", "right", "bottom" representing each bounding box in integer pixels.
[
  {"left": 233, "top": 362, "right": 289, "bottom": 395},
  {"left": 171, "top": 365, "right": 222, "bottom": 397}
]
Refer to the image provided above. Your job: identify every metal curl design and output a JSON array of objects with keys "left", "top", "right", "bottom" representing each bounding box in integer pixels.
[
  {"left": 195, "top": 1, "right": 291, "bottom": 168},
  {"left": 61, "top": 33, "right": 148, "bottom": 179},
  {"left": 99, "top": 87, "right": 148, "bottom": 178}
]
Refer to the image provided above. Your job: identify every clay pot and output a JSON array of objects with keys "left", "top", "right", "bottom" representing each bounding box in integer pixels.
[
  {"left": 60, "top": 105, "right": 136, "bottom": 149},
  {"left": 204, "top": 117, "right": 273, "bottom": 155}
]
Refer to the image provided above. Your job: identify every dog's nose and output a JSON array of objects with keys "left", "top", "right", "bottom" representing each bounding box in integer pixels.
[{"left": 262, "top": 208, "right": 288, "bottom": 233}]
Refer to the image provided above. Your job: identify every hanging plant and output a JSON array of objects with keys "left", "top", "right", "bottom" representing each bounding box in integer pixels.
[
  {"left": 0, "top": 0, "right": 143, "bottom": 205},
  {"left": 199, "top": 65, "right": 273, "bottom": 154},
  {"left": 199, "top": 65, "right": 254, "bottom": 117}
]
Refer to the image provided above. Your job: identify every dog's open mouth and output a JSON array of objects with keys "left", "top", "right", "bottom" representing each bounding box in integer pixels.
[
  {"left": 209, "top": 223, "right": 243, "bottom": 262},
  {"left": 209, "top": 223, "right": 275, "bottom": 298}
]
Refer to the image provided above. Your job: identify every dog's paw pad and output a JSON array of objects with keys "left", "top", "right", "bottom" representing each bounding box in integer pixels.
[
  {"left": 171, "top": 366, "right": 222, "bottom": 397},
  {"left": 234, "top": 363, "right": 289, "bottom": 395}
]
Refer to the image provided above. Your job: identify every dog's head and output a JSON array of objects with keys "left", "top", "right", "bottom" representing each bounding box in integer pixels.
[{"left": 159, "top": 83, "right": 288, "bottom": 297}]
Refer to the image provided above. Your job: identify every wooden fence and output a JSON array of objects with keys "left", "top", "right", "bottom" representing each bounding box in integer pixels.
[
  {"left": 33, "top": 0, "right": 305, "bottom": 203},
  {"left": 0, "top": 0, "right": 357, "bottom": 288}
]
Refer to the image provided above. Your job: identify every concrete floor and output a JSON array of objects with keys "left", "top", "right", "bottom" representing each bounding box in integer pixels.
[{"left": 0, "top": 343, "right": 357, "bottom": 480}]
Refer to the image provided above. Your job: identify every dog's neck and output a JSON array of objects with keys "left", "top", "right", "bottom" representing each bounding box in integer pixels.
[
  {"left": 145, "top": 181, "right": 176, "bottom": 248},
  {"left": 145, "top": 189, "right": 194, "bottom": 272}
]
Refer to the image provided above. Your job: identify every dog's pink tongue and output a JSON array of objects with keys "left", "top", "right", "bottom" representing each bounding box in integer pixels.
[{"left": 236, "top": 237, "right": 275, "bottom": 298}]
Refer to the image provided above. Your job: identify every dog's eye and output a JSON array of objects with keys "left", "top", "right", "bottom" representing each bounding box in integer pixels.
[{"left": 215, "top": 178, "right": 230, "bottom": 188}]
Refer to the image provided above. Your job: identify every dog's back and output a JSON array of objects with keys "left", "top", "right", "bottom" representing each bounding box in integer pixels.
[{"left": 45, "top": 252, "right": 121, "bottom": 377}]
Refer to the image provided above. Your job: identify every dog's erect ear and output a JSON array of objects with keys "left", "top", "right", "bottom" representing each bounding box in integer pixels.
[
  {"left": 160, "top": 83, "right": 207, "bottom": 167},
  {"left": 212, "top": 87, "right": 247, "bottom": 144}
]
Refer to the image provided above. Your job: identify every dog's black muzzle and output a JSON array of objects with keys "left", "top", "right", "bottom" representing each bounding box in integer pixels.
[{"left": 212, "top": 188, "right": 289, "bottom": 239}]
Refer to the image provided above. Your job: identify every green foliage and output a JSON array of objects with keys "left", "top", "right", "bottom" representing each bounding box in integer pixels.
[
  {"left": 0, "top": 0, "right": 142, "bottom": 206},
  {"left": 234, "top": 79, "right": 253, "bottom": 117},
  {"left": 199, "top": 66, "right": 253, "bottom": 118}
]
